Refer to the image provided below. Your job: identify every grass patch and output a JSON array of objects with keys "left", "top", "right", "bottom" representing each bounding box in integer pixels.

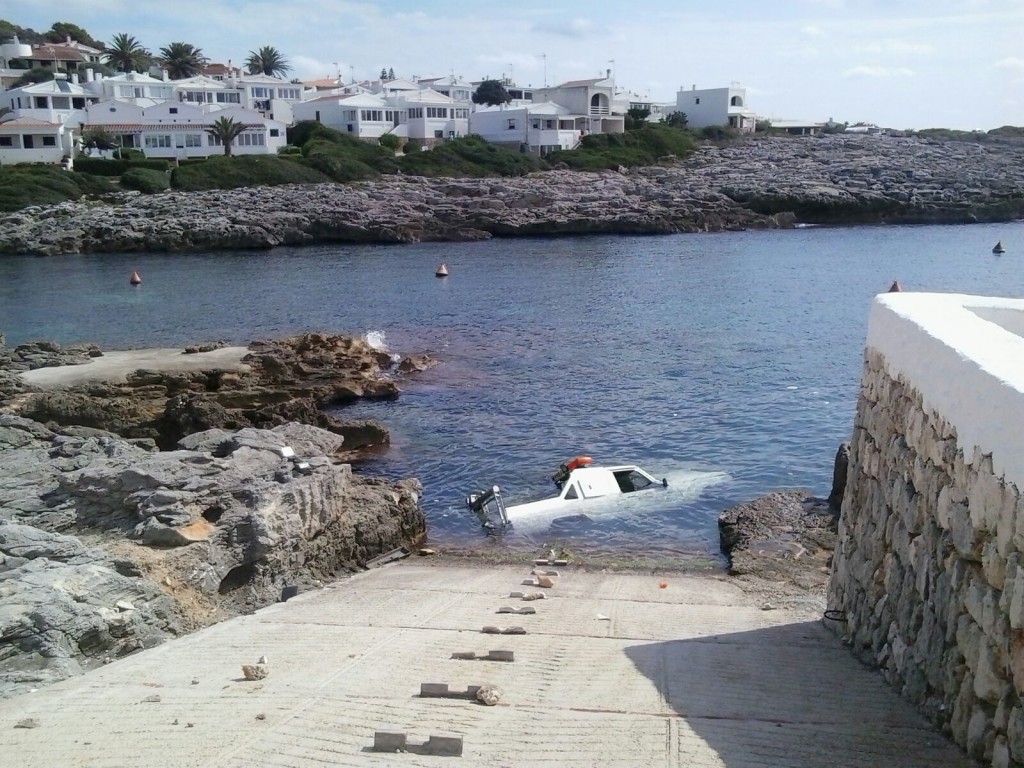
[
  {"left": 169, "top": 155, "right": 332, "bottom": 191},
  {"left": 398, "top": 135, "right": 542, "bottom": 177},
  {"left": 120, "top": 167, "right": 170, "bottom": 194},
  {"left": 546, "top": 124, "right": 695, "bottom": 170},
  {"left": 0, "top": 166, "right": 115, "bottom": 211}
]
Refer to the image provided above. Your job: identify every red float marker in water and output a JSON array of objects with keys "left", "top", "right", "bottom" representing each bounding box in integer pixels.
[{"left": 130, "top": 271, "right": 142, "bottom": 286}]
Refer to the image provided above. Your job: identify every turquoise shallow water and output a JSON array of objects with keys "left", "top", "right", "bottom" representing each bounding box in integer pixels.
[{"left": 3, "top": 221, "right": 1023, "bottom": 560}]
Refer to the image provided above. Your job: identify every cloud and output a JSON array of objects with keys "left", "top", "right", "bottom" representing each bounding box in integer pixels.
[
  {"left": 854, "top": 39, "right": 934, "bottom": 56},
  {"left": 801, "top": 25, "right": 827, "bottom": 38},
  {"left": 531, "top": 18, "right": 604, "bottom": 38},
  {"left": 995, "top": 56, "right": 1024, "bottom": 73},
  {"left": 843, "top": 65, "right": 916, "bottom": 78}
]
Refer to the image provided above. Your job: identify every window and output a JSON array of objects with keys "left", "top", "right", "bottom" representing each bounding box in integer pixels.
[
  {"left": 315, "top": 110, "right": 320, "bottom": 122},
  {"left": 563, "top": 485, "right": 579, "bottom": 500},
  {"left": 269, "top": 128, "right": 280, "bottom": 137},
  {"left": 251, "top": 87, "right": 271, "bottom": 98},
  {"left": 277, "top": 88, "right": 299, "bottom": 100},
  {"left": 0, "top": 137, "right": 12, "bottom": 147},
  {"left": 507, "top": 119, "right": 516, "bottom": 130},
  {"left": 42, "top": 136, "right": 56, "bottom": 146},
  {"left": 52, "top": 97, "right": 70, "bottom": 109},
  {"left": 169, "top": 107, "right": 178, "bottom": 114},
  {"left": 531, "top": 120, "right": 540, "bottom": 129},
  {"left": 237, "top": 132, "right": 266, "bottom": 146},
  {"left": 613, "top": 470, "right": 655, "bottom": 493},
  {"left": 215, "top": 93, "right": 240, "bottom": 104},
  {"left": 408, "top": 107, "right": 423, "bottom": 119},
  {"left": 72, "top": 97, "right": 84, "bottom": 109},
  {"left": 34, "top": 96, "right": 47, "bottom": 108},
  {"left": 695, "top": 98, "right": 700, "bottom": 105},
  {"left": 184, "top": 134, "right": 202, "bottom": 147},
  {"left": 426, "top": 107, "right": 447, "bottom": 118},
  {"left": 144, "top": 135, "right": 172, "bottom": 148},
  {"left": 454, "top": 108, "right": 468, "bottom": 119},
  {"left": 434, "top": 129, "right": 443, "bottom": 138},
  {"left": 360, "top": 109, "right": 383, "bottom": 121}
]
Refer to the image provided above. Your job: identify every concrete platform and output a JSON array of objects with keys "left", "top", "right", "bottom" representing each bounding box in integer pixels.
[
  {"left": 18, "top": 347, "right": 250, "bottom": 388},
  {"left": 0, "top": 562, "right": 973, "bottom": 767}
]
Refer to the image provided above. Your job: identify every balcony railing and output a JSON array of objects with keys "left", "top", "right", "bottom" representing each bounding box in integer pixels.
[{"left": 588, "top": 106, "right": 609, "bottom": 116}]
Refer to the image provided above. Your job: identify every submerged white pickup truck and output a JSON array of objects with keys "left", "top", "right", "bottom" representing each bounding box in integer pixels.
[{"left": 466, "top": 456, "right": 668, "bottom": 528}]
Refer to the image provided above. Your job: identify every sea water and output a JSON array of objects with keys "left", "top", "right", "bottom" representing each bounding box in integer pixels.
[{"left": 3, "top": 221, "right": 1023, "bottom": 561}]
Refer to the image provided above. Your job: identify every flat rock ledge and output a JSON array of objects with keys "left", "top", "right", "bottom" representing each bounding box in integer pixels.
[
  {"left": 3, "top": 134, "right": 1022, "bottom": 256},
  {"left": 0, "top": 333, "right": 434, "bottom": 699},
  {"left": 0, "top": 415, "right": 425, "bottom": 700},
  {"left": 1, "top": 332, "right": 435, "bottom": 452},
  {"left": 718, "top": 490, "right": 839, "bottom": 595}
]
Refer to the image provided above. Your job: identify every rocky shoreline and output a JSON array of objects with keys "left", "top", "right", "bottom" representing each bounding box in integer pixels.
[
  {"left": 3, "top": 133, "right": 1023, "bottom": 256},
  {"left": 0, "top": 333, "right": 432, "bottom": 698}
]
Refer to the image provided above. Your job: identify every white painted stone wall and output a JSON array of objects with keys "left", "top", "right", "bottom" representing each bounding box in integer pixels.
[{"left": 829, "top": 293, "right": 1024, "bottom": 766}]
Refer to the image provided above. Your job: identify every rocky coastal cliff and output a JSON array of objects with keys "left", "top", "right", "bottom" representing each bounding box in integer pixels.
[
  {"left": 0, "top": 334, "right": 431, "bottom": 698},
  {"left": 3, "top": 134, "right": 1022, "bottom": 256}
]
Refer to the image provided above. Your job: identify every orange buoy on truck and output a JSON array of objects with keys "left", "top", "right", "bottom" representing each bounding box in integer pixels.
[{"left": 565, "top": 456, "right": 593, "bottom": 471}]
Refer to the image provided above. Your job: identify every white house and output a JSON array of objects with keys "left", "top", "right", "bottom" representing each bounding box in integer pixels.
[
  {"left": 235, "top": 73, "right": 305, "bottom": 124},
  {"left": 292, "top": 92, "right": 398, "bottom": 140},
  {"left": 81, "top": 99, "right": 286, "bottom": 158},
  {"left": 532, "top": 73, "right": 624, "bottom": 134},
  {"left": 469, "top": 101, "right": 585, "bottom": 155},
  {"left": 84, "top": 70, "right": 177, "bottom": 104},
  {"left": 2, "top": 75, "right": 97, "bottom": 125},
  {"left": 390, "top": 88, "right": 468, "bottom": 144},
  {"left": 0, "top": 114, "right": 74, "bottom": 164},
  {"left": 417, "top": 75, "right": 474, "bottom": 105},
  {"left": 675, "top": 85, "right": 757, "bottom": 132}
]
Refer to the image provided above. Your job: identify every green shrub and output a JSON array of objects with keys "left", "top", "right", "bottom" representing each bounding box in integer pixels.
[
  {"left": 170, "top": 155, "right": 332, "bottom": 191},
  {"left": 120, "top": 167, "right": 170, "bottom": 193},
  {"left": 694, "top": 125, "right": 741, "bottom": 142},
  {"left": 378, "top": 133, "right": 401, "bottom": 151},
  {"left": 398, "top": 135, "right": 541, "bottom": 177},
  {"left": 277, "top": 144, "right": 302, "bottom": 155},
  {"left": 300, "top": 137, "right": 398, "bottom": 176},
  {"left": 72, "top": 157, "right": 171, "bottom": 176},
  {"left": 0, "top": 166, "right": 115, "bottom": 211},
  {"left": 546, "top": 124, "right": 694, "bottom": 171},
  {"left": 303, "top": 150, "right": 377, "bottom": 182}
]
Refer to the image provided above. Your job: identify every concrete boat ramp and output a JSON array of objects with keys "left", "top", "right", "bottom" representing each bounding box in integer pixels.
[{"left": 3, "top": 562, "right": 972, "bottom": 767}]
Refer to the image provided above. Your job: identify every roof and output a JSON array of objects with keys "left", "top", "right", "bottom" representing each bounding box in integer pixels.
[
  {"left": 555, "top": 77, "right": 611, "bottom": 88},
  {"left": 302, "top": 93, "right": 388, "bottom": 107},
  {"left": 0, "top": 115, "right": 62, "bottom": 131},
  {"left": 303, "top": 78, "right": 343, "bottom": 89},
  {"left": 4, "top": 78, "right": 90, "bottom": 95},
  {"left": 101, "top": 72, "right": 168, "bottom": 85},
  {"left": 397, "top": 88, "right": 454, "bottom": 104},
  {"left": 24, "top": 45, "right": 87, "bottom": 62}
]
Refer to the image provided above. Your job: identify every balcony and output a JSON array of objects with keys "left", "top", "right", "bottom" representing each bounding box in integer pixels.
[{"left": 588, "top": 106, "right": 610, "bottom": 116}]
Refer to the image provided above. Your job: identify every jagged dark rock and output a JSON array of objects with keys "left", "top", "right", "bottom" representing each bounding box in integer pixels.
[
  {"left": 0, "top": 415, "right": 426, "bottom": 698},
  {"left": 2, "top": 135, "right": 1020, "bottom": 257},
  {"left": 5, "top": 333, "right": 429, "bottom": 452}
]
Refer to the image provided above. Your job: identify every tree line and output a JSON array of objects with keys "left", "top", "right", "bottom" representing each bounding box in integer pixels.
[{"left": 1, "top": 18, "right": 293, "bottom": 82}]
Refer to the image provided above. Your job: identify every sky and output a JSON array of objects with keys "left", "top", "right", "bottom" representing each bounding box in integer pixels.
[{"left": 5, "top": 0, "right": 1023, "bottom": 130}]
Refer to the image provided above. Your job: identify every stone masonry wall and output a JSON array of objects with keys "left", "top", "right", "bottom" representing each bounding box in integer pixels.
[{"left": 829, "top": 348, "right": 1024, "bottom": 767}]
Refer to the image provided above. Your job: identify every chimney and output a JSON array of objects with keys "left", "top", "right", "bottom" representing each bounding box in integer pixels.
[
  {"left": 85, "top": 68, "right": 94, "bottom": 83},
  {"left": 162, "top": 69, "right": 169, "bottom": 82},
  {"left": 71, "top": 72, "right": 79, "bottom": 85},
  {"left": 692, "top": 84, "right": 696, "bottom": 90},
  {"left": 606, "top": 68, "right": 611, "bottom": 79}
]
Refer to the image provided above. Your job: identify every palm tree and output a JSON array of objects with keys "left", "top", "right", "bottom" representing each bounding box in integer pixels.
[
  {"left": 206, "top": 116, "right": 247, "bottom": 156},
  {"left": 105, "top": 33, "right": 150, "bottom": 73},
  {"left": 246, "top": 46, "right": 290, "bottom": 78},
  {"left": 159, "top": 42, "right": 207, "bottom": 80}
]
